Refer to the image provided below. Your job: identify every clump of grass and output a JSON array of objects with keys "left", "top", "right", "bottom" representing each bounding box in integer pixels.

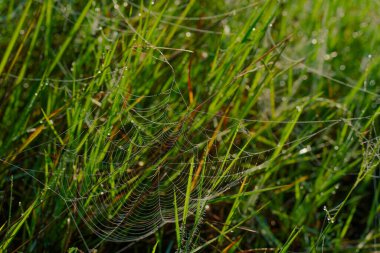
[{"left": 0, "top": 0, "right": 379, "bottom": 252}]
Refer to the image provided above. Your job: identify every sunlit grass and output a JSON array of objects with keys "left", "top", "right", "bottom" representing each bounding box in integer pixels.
[{"left": 0, "top": 0, "right": 379, "bottom": 252}]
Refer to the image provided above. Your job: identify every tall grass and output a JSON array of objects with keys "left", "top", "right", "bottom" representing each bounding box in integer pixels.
[{"left": 0, "top": 0, "right": 379, "bottom": 252}]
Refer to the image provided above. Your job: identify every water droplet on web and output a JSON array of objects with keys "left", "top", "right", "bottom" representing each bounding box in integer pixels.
[
  {"left": 223, "top": 25, "right": 231, "bottom": 35},
  {"left": 299, "top": 146, "right": 310, "bottom": 155}
]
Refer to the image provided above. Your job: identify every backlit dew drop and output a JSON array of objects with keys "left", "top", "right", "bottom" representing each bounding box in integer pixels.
[
  {"left": 186, "top": 32, "right": 191, "bottom": 38},
  {"left": 299, "top": 146, "right": 310, "bottom": 155}
]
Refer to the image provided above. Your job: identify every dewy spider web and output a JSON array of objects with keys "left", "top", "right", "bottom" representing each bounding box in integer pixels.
[{"left": 1, "top": 0, "right": 379, "bottom": 250}]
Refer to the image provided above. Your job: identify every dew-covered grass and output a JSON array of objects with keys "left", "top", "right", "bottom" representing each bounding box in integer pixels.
[{"left": 0, "top": 0, "right": 379, "bottom": 252}]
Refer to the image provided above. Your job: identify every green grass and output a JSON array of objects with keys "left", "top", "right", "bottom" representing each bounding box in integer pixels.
[{"left": 0, "top": 0, "right": 379, "bottom": 252}]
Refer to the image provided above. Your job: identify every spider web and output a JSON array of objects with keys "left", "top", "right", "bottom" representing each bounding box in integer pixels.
[{"left": 1, "top": 0, "right": 379, "bottom": 251}]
